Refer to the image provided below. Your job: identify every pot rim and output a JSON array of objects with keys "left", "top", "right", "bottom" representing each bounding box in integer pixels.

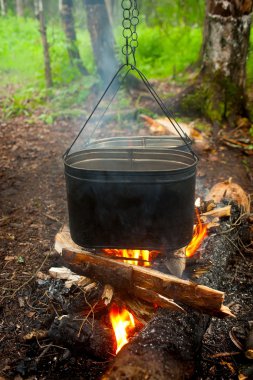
[{"left": 64, "top": 148, "right": 198, "bottom": 174}]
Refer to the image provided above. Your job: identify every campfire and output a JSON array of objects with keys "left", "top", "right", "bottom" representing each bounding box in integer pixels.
[
  {"left": 104, "top": 208, "right": 208, "bottom": 266},
  {"left": 186, "top": 208, "right": 208, "bottom": 257},
  {"left": 109, "top": 304, "right": 137, "bottom": 354},
  {"left": 103, "top": 248, "right": 156, "bottom": 267},
  {"left": 29, "top": 178, "right": 252, "bottom": 380}
]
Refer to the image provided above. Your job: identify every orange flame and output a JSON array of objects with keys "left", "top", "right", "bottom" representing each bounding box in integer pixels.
[
  {"left": 186, "top": 208, "right": 207, "bottom": 257},
  {"left": 103, "top": 248, "right": 156, "bottom": 267},
  {"left": 110, "top": 304, "right": 136, "bottom": 354}
]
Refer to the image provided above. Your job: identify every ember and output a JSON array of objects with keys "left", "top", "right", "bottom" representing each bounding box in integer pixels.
[
  {"left": 109, "top": 304, "right": 136, "bottom": 354},
  {"left": 103, "top": 248, "right": 158, "bottom": 267},
  {"left": 186, "top": 208, "right": 207, "bottom": 257}
]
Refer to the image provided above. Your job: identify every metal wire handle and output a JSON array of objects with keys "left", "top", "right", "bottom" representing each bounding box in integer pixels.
[
  {"left": 63, "top": 64, "right": 128, "bottom": 158},
  {"left": 64, "top": 64, "right": 197, "bottom": 159},
  {"left": 122, "top": 0, "right": 139, "bottom": 66},
  {"left": 64, "top": 0, "right": 197, "bottom": 160},
  {"left": 130, "top": 65, "right": 196, "bottom": 157}
]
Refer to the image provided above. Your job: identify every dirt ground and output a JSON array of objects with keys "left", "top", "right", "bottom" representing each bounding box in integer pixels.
[{"left": 0, "top": 105, "right": 253, "bottom": 379}]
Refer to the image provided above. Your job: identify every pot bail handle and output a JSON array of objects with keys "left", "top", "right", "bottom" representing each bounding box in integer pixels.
[
  {"left": 63, "top": 64, "right": 128, "bottom": 159},
  {"left": 131, "top": 64, "right": 196, "bottom": 158}
]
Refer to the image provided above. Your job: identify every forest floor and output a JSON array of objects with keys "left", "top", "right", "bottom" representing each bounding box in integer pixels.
[{"left": 0, "top": 90, "right": 253, "bottom": 379}]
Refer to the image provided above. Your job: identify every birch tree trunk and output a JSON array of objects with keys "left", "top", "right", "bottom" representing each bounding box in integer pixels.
[
  {"left": 105, "top": 0, "right": 113, "bottom": 26},
  {"left": 59, "top": 0, "right": 88, "bottom": 76},
  {"left": 16, "top": 0, "right": 24, "bottom": 17},
  {"left": 84, "top": 0, "right": 118, "bottom": 84},
  {"left": 179, "top": 0, "right": 253, "bottom": 124},
  {"left": 0, "top": 0, "right": 6, "bottom": 16},
  {"left": 34, "top": 0, "right": 53, "bottom": 88}
]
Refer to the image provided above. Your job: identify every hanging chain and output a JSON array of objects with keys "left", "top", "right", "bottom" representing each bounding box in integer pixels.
[{"left": 121, "top": 0, "right": 139, "bottom": 66}]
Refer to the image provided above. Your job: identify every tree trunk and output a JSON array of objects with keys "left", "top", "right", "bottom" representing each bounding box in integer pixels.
[
  {"left": 16, "top": 0, "right": 24, "bottom": 16},
  {"left": 84, "top": 0, "right": 118, "bottom": 84},
  {"left": 0, "top": 0, "right": 6, "bottom": 16},
  {"left": 105, "top": 0, "right": 113, "bottom": 26},
  {"left": 59, "top": 0, "right": 88, "bottom": 76},
  {"left": 202, "top": 0, "right": 252, "bottom": 122},
  {"left": 34, "top": 0, "right": 53, "bottom": 88},
  {"left": 171, "top": 1, "right": 253, "bottom": 125}
]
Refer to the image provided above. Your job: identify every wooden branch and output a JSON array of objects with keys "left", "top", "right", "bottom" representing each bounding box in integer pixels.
[
  {"left": 61, "top": 249, "right": 230, "bottom": 318},
  {"left": 102, "top": 285, "right": 114, "bottom": 306},
  {"left": 201, "top": 205, "right": 231, "bottom": 218},
  {"left": 132, "top": 285, "right": 186, "bottom": 313}
]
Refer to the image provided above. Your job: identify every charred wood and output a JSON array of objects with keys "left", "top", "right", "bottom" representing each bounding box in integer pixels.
[
  {"left": 245, "top": 323, "right": 253, "bottom": 359},
  {"left": 48, "top": 315, "right": 115, "bottom": 360},
  {"left": 103, "top": 308, "right": 208, "bottom": 380}
]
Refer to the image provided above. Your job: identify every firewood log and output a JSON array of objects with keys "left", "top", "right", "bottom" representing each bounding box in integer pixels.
[
  {"left": 48, "top": 315, "right": 115, "bottom": 360},
  {"left": 104, "top": 209, "right": 248, "bottom": 379},
  {"left": 205, "top": 178, "right": 250, "bottom": 213},
  {"left": 61, "top": 249, "right": 232, "bottom": 318}
]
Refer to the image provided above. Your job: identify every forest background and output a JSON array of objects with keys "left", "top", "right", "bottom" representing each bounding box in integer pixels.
[{"left": 2, "top": 0, "right": 253, "bottom": 126}]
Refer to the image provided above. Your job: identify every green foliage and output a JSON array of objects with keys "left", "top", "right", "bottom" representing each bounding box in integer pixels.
[
  {"left": 247, "top": 31, "right": 253, "bottom": 84},
  {"left": 0, "top": 15, "right": 96, "bottom": 121},
  {"left": 140, "top": 0, "right": 205, "bottom": 28},
  {"left": 2, "top": 88, "right": 47, "bottom": 118},
  {"left": 1, "top": 1, "right": 253, "bottom": 122},
  {"left": 0, "top": 15, "right": 94, "bottom": 87},
  {"left": 0, "top": 16, "right": 43, "bottom": 86},
  {"left": 134, "top": 24, "right": 202, "bottom": 78}
]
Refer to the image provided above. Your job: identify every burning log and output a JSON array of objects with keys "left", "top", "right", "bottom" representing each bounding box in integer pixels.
[
  {"left": 55, "top": 227, "right": 229, "bottom": 316},
  {"left": 103, "top": 200, "right": 251, "bottom": 379},
  {"left": 132, "top": 286, "right": 185, "bottom": 313},
  {"left": 60, "top": 248, "right": 231, "bottom": 318},
  {"left": 103, "top": 308, "right": 207, "bottom": 380}
]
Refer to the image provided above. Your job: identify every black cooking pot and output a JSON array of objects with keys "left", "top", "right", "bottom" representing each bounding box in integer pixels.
[
  {"left": 64, "top": 148, "right": 198, "bottom": 250},
  {"left": 86, "top": 135, "right": 192, "bottom": 152}
]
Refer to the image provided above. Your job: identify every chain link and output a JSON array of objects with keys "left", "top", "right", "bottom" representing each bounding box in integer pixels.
[{"left": 121, "top": 0, "right": 139, "bottom": 65}]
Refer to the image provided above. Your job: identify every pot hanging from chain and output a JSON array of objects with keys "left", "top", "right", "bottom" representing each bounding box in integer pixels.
[{"left": 63, "top": 0, "right": 198, "bottom": 251}]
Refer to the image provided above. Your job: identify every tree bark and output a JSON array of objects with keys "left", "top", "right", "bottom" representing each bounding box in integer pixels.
[
  {"left": 84, "top": 0, "right": 118, "bottom": 84},
  {"left": 34, "top": 0, "right": 53, "bottom": 88},
  {"left": 171, "top": 0, "right": 253, "bottom": 125},
  {"left": 16, "top": 0, "right": 24, "bottom": 17},
  {"left": 59, "top": 0, "right": 88, "bottom": 75},
  {"left": 202, "top": 0, "right": 252, "bottom": 122},
  {"left": 0, "top": 0, "right": 6, "bottom": 16},
  {"left": 105, "top": 0, "right": 113, "bottom": 26}
]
